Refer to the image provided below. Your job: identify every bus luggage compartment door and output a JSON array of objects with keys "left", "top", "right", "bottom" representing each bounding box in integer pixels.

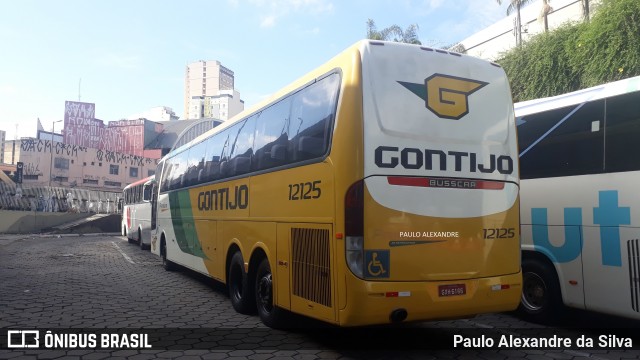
[{"left": 280, "top": 223, "right": 335, "bottom": 322}]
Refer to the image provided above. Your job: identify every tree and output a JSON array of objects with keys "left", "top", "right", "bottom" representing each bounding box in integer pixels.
[
  {"left": 366, "top": 19, "right": 421, "bottom": 45},
  {"left": 581, "top": 0, "right": 590, "bottom": 22},
  {"left": 496, "top": 0, "right": 536, "bottom": 46},
  {"left": 538, "top": 0, "right": 552, "bottom": 32}
]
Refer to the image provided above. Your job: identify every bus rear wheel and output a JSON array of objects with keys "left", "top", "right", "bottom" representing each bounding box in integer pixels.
[
  {"left": 518, "top": 257, "right": 562, "bottom": 324},
  {"left": 255, "top": 258, "right": 288, "bottom": 328},
  {"left": 228, "top": 252, "right": 255, "bottom": 314}
]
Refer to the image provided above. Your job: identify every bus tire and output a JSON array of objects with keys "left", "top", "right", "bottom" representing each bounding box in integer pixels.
[
  {"left": 228, "top": 252, "right": 255, "bottom": 314},
  {"left": 255, "top": 258, "right": 288, "bottom": 329},
  {"left": 161, "top": 238, "right": 176, "bottom": 271},
  {"left": 139, "top": 229, "right": 146, "bottom": 250},
  {"left": 518, "top": 257, "right": 563, "bottom": 323}
]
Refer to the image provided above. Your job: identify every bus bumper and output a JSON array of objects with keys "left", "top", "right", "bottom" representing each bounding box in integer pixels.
[{"left": 338, "top": 271, "right": 522, "bottom": 326}]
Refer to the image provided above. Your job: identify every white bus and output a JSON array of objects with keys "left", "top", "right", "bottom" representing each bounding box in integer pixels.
[
  {"left": 516, "top": 75, "right": 640, "bottom": 321},
  {"left": 122, "top": 176, "right": 155, "bottom": 250},
  {"left": 151, "top": 40, "right": 521, "bottom": 328}
]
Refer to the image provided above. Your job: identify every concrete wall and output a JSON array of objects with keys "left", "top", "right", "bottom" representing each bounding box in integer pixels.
[
  {"left": 0, "top": 210, "right": 91, "bottom": 234},
  {"left": 456, "top": 0, "right": 599, "bottom": 60}
]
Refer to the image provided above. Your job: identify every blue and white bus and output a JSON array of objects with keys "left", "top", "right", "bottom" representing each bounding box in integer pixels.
[{"left": 516, "top": 75, "right": 640, "bottom": 321}]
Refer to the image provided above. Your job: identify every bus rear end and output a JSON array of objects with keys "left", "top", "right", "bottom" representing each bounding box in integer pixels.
[{"left": 340, "top": 41, "right": 521, "bottom": 325}]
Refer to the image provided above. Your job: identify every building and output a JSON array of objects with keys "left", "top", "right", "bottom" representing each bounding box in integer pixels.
[
  {"left": 184, "top": 60, "right": 244, "bottom": 120},
  {"left": 3, "top": 138, "right": 158, "bottom": 190},
  {"left": 62, "top": 101, "right": 164, "bottom": 158},
  {"left": 128, "top": 106, "right": 179, "bottom": 122},
  {"left": 454, "top": 0, "right": 598, "bottom": 60}
]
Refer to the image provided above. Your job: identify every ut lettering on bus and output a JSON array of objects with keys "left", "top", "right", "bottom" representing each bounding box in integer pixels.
[{"left": 531, "top": 190, "right": 631, "bottom": 267}]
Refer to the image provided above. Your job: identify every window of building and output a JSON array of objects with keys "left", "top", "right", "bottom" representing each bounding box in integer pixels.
[
  {"left": 24, "top": 175, "right": 39, "bottom": 180},
  {"left": 53, "top": 176, "right": 68, "bottom": 182},
  {"left": 83, "top": 179, "right": 99, "bottom": 185},
  {"left": 148, "top": 169, "right": 155, "bottom": 177},
  {"left": 129, "top": 167, "right": 138, "bottom": 177},
  {"left": 54, "top": 157, "right": 69, "bottom": 170},
  {"left": 104, "top": 181, "right": 122, "bottom": 187},
  {"left": 109, "top": 164, "right": 119, "bottom": 175}
]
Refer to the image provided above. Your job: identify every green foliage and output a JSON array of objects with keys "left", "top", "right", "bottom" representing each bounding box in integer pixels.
[
  {"left": 366, "top": 19, "right": 421, "bottom": 45},
  {"left": 497, "top": 0, "right": 640, "bottom": 102}
]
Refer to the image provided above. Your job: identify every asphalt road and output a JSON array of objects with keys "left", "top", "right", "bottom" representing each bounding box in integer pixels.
[{"left": 0, "top": 234, "right": 638, "bottom": 359}]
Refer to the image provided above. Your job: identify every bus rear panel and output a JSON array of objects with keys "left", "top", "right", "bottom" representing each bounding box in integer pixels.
[{"left": 338, "top": 42, "right": 521, "bottom": 325}]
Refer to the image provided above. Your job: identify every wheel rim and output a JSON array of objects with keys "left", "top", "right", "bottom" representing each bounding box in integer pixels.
[
  {"left": 257, "top": 272, "right": 273, "bottom": 313},
  {"left": 521, "top": 272, "right": 546, "bottom": 311}
]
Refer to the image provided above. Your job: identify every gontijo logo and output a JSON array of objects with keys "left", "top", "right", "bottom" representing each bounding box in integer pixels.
[{"left": 398, "top": 74, "right": 488, "bottom": 120}]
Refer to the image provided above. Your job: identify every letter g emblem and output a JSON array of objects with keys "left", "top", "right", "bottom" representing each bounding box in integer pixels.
[{"left": 399, "top": 74, "right": 488, "bottom": 120}]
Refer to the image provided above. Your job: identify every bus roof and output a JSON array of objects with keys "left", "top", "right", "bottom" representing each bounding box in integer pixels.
[
  {"left": 515, "top": 75, "right": 640, "bottom": 118},
  {"left": 165, "top": 40, "right": 375, "bottom": 159},
  {"left": 123, "top": 175, "right": 155, "bottom": 190}
]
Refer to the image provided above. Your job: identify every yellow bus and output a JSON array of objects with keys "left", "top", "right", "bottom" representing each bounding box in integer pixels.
[{"left": 150, "top": 40, "right": 522, "bottom": 328}]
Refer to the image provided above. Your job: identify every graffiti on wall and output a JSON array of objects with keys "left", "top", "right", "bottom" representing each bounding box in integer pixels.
[
  {"left": 62, "top": 101, "right": 150, "bottom": 156},
  {"left": 96, "top": 150, "right": 156, "bottom": 167},
  {"left": 21, "top": 139, "right": 88, "bottom": 157},
  {"left": 24, "top": 160, "right": 42, "bottom": 176},
  {"left": 20, "top": 139, "right": 157, "bottom": 166}
]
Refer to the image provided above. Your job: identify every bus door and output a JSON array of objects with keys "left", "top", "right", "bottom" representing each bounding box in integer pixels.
[{"left": 151, "top": 183, "right": 158, "bottom": 231}]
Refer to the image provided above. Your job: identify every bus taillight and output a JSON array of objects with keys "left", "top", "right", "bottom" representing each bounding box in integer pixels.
[{"left": 345, "top": 180, "right": 364, "bottom": 278}]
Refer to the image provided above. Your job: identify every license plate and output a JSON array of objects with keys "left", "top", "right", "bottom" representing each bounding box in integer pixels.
[{"left": 438, "top": 284, "right": 466, "bottom": 297}]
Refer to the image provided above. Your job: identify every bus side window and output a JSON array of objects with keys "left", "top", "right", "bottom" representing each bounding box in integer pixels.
[
  {"left": 226, "top": 115, "right": 257, "bottom": 178},
  {"left": 518, "top": 99, "right": 605, "bottom": 179},
  {"left": 604, "top": 90, "right": 640, "bottom": 173},
  {"left": 289, "top": 73, "right": 339, "bottom": 162},
  {"left": 253, "top": 99, "right": 292, "bottom": 171},
  {"left": 186, "top": 141, "right": 206, "bottom": 187},
  {"left": 202, "top": 129, "right": 229, "bottom": 183}
]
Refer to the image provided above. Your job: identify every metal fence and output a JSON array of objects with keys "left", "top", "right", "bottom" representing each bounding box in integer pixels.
[{"left": 0, "top": 183, "right": 121, "bottom": 214}]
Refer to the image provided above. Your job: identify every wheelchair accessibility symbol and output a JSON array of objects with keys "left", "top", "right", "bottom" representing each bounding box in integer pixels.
[{"left": 365, "top": 250, "right": 390, "bottom": 278}]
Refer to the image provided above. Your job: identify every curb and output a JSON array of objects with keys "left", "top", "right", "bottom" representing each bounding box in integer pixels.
[{"left": 0, "top": 233, "right": 122, "bottom": 240}]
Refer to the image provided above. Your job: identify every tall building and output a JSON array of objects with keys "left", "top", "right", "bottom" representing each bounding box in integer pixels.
[{"left": 184, "top": 60, "right": 244, "bottom": 120}]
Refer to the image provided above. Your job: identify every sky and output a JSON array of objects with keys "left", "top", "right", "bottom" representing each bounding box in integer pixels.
[{"left": 0, "top": 0, "right": 512, "bottom": 140}]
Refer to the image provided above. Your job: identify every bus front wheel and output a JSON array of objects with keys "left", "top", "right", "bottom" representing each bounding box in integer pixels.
[
  {"left": 161, "top": 238, "right": 175, "bottom": 271},
  {"left": 228, "top": 252, "right": 255, "bottom": 314},
  {"left": 518, "top": 257, "right": 563, "bottom": 324},
  {"left": 255, "top": 258, "right": 288, "bottom": 328},
  {"left": 139, "top": 229, "right": 146, "bottom": 250}
]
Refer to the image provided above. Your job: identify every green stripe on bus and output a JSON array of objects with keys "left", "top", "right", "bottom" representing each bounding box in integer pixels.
[{"left": 169, "top": 190, "right": 208, "bottom": 259}]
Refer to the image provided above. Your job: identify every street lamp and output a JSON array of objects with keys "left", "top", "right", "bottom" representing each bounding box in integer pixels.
[{"left": 48, "top": 120, "right": 63, "bottom": 211}]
